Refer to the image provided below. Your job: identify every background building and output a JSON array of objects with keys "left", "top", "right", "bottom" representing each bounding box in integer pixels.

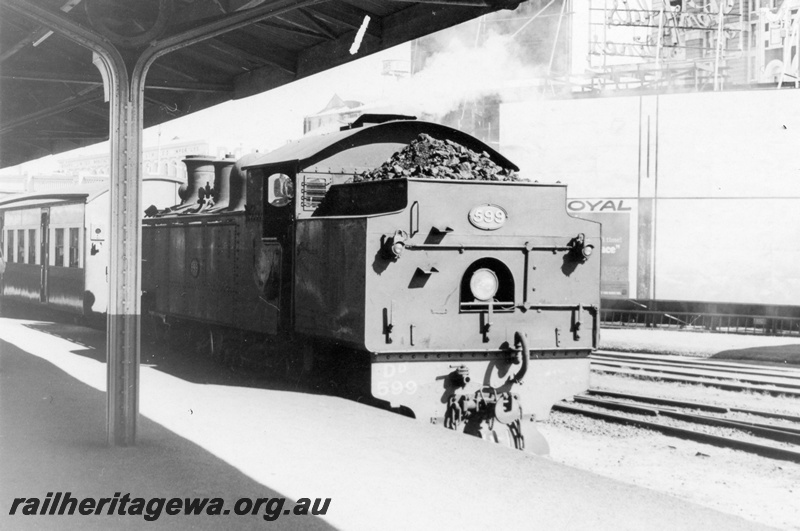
[
  {"left": 303, "top": 95, "right": 365, "bottom": 135},
  {"left": 582, "top": 0, "right": 800, "bottom": 91},
  {"left": 58, "top": 139, "right": 214, "bottom": 181}
]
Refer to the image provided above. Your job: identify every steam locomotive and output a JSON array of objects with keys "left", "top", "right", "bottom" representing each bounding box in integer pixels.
[{"left": 140, "top": 116, "right": 601, "bottom": 452}]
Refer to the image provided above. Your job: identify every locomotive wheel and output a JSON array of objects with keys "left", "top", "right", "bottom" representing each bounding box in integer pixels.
[
  {"left": 148, "top": 315, "right": 169, "bottom": 346},
  {"left": 235, "top": 336, "right": 296, "bottom": 380},
  {"left": 191, "top": 328, "right": 216, "bottom": 360},
  {"left": 296, "top": 341, "right": 316, "bottom": 376},
  {"left": 301, "top": 342, "right": 316, "bottom": 374},
  {"left": 280, "top": 340, "right": 317, "bottom": 389},
  {"left": 304, "top": 341, "right": 353, "bottom": 393},
  {"left": 207, "top": 328, "right": 229, "bottom": 363},
  {"left": 165, "top": 324, "right": 190, "bottom": 353}
]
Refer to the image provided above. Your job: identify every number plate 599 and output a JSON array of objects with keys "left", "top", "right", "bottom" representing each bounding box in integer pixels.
[{"left": 469, "top": 204, "right": 507, "bottom": 230}]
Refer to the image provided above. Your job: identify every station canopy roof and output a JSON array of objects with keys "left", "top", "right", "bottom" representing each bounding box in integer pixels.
[{"left": 0, "top": 0, "right": 522, "bottom": 170}]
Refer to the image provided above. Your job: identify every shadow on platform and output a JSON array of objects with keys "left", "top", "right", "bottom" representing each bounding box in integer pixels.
[
  {"left": 0, "top": 340, "right": 337, "bottom": 531},
  {"left": 21, "top": 321, "right": 297, "bottom": 391},
  {"left": 20, "top": 321, "right": 378, "bottom": 410}
]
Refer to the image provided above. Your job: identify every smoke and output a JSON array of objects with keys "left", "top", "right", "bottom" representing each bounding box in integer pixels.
[{"left": 382, "top": 30, "right": 544, "bottom": 120}]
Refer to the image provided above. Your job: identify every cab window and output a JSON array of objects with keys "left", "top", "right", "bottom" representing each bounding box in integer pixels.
[{"left": 267, "top": 173, "right": 294, "bottom": 207}]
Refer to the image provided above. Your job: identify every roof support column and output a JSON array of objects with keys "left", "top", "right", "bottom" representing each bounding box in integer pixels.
[
  {"left": 6, "top": 0, "right": 143, "bottom": 446},
  {"left": 96, "top": 54, "right": 143, "bottom": 447}
]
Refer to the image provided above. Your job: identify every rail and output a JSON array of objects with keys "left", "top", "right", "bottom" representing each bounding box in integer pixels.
[{"left": 555, "top": 401, "right": 800, "bottom": 464}]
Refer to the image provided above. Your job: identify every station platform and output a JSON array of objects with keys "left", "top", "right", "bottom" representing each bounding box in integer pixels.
[
  {"left": 0, "top": 318, "right": 771, "bottom": 530},
  {"left": 601, "top": 326, "right": 800, "bottom": 364}
]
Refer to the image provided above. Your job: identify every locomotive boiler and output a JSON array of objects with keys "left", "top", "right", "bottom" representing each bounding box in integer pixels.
[{"left": 141, "top": 116, "right": 601, "bottom": 452}]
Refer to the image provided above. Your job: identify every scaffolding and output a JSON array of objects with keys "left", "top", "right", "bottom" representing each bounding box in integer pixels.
[{"left": 584, "top": 0, "right": 800, "bottom": 91}]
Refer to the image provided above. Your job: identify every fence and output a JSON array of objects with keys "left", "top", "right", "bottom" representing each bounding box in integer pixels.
[{"left": 600, "top": 299, "right": 800, "bottom": 337}]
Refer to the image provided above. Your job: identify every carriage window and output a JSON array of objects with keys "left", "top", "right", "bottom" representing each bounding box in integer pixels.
[
  {"left": 6, "top": 230, "right": 13, "bottom": 263},
  {"left": 17, "top": 229, "right": 24, "bottom": 263},
  {"left": 28, "top": 229, "right": 36, "bottom": 264},
  {"left": 69, "top": 228, "right": 80, "bottom": 268},
  {"left": 55, "top": 228, "right": 64, "bottom": 266},
  {"left": 267, "top": 173, "right": 294, "bottom": 207}
]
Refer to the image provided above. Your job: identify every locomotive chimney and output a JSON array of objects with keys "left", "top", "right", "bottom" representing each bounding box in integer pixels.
[
  {"left": 180, "top": 155, "right": 216, "bottom": 210},
  {"left": 227, "top": 153, "right": 257, "bottom": 211},
  {"left": 211, "top": 154, "right": 236, "bottom": 211}
]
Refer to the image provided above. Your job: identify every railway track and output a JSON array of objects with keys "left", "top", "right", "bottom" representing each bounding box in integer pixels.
[
  {"left": 555, "top": 389, "right": 800, "bottom": 463},
  {"left": 554, "top": 351, "right": 800, "bottom": 462},
  {"left": 590, "top": 351, "right": 800, "bottom": 396}
]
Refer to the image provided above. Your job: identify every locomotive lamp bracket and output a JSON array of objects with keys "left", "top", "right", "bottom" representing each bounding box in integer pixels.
[
  {"left": 382, "top": 300, "right": 396, "bottom": 344},
  {"left": 480, "top": 302, "right": 493, "bottom": 343},
  {"left": 573, "top": 304, "right": 583, "bottom": 340},
  {"left": 381, "top": 230, "right": 408, "bottom": 261},
  {"left": 568, "top": 233, "right": 594, "bottom": 263}
]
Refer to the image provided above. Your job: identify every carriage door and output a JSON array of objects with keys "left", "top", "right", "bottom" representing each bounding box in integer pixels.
[{"left": 40, "top": 208, "right": 50, "bottom": 302}]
